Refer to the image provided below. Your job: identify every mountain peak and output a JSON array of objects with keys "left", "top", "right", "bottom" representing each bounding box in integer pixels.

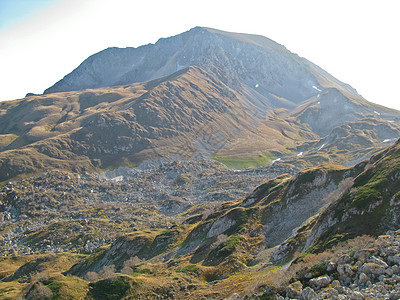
[{"left": 44, "top": 27, "right": 321, "bottom": 106}]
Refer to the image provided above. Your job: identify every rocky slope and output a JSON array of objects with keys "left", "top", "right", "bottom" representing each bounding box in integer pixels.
[{"left": 2, "top": 139, "right": 400, "bottom": 299}]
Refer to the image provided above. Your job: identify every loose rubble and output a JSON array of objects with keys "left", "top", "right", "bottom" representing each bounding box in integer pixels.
[
  {"left": 0, "top": 160, "right": 296, "bottom": 256},
  {"left": 253, "top": 230, "right": 400, "bottom": 299}
]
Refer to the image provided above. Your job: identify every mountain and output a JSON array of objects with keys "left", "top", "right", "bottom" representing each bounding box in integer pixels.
[
  {"left": 45, "top": 27, "right": 360, "bottom": 110},
  {"left": 1, "top": 27, "right": 399, "bottom": 181}
]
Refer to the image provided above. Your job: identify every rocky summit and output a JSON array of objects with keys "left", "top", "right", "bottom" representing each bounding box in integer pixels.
[{"left": 1, "top": 27, "right": 400, "bottom": 299}]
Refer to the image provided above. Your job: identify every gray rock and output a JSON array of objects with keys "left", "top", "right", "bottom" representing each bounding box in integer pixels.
[
  {"left": 300, "top": 287, "right": 317, "bottom": 300},
  {"left": 368, "top": 256, "right": 388, "bottom": 268},
  {"left": 304, "top": 272, "right": 313, "bottom": 279},
  {"left": 350, "top": 291, "right": 364, "bottom": 300},
  {"left": 388, "top": 254, "right": 400, "bottom": 266},
  {"left": 358, "top": 272, "right": 370, "bottom": 285},
  {"left": 286, "top": 281, "right": 303, "bottom": 299},
  {"left": 361, "top": 263, "right": 386, "bottom": 275},
  {"left": 309, "top": 276, "right": 330, "bottom": 288},
  {"left": 393, "top": 265, "right": 400, "bottom": 274},
  {"left": 337, "top": 254, "right": 352, "bottom": 264},
  {"left": 337, "top": 264, "right": 354, "bottom": 278},
  {"left": 327, "top": 261, "right": 337, "bottom": 272},
  {"left": 332, "top": 280, "right": 344, "bottom": 293},
  {"left": 354, "top": 249, "right": 376, "bottom": 262},
  {"left": 386, "top": 267, "right": 394, "bottom": 276}
]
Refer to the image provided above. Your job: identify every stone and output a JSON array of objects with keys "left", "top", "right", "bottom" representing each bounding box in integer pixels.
[
  {"left": 304, "top": 272, "right": 313, "bottom": 279},
  {"left": 368, "top": 256, "right": 388, "bottom": 268},
  {"left": 358, "top": 273, "right": 370, "bottom": 285},
  {"left": 388, "top": 255, "right": 400, "bottom": 266},
  {"left": 350, "top": 291, "right": 364, "bottom": 300},
  {"left": 309, "top": 276, "right": 330, "bottom": 288},
  {"left": 300, "top": 287, "right": 317, "bottom": 300},
  {"left": 331, "top": 280, "right": 343, "bottom": 292},
  {"left": 393, "top": 265, "right": 400, "bottom": 274},
  {"left": 286, "top": 281, "right": 303, "bottom": 299},
  {"left": 325, "top": 288, "right": 339, "bottom": 297},
  {"left": 327, "top": 261, "right": 337, "bottom": 272},
  {"left": 337, "top": 264, "right": 354, "bottom": 278},
  {"left": 361, "top": 263, "right": 386, "bottom": 275},
  {"left": 354, "top": 249, "right": 376, "bottom": 262},
  {"left": 386, "top": 267, "right": 394, "bottom": 276},
  {"left": 337, "top": 254, "right": 352, "bottom": 264}
]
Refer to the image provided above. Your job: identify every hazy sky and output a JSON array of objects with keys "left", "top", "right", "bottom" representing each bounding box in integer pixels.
[{"left": 0, "top": 0, "right": 399, "bottom": 110}]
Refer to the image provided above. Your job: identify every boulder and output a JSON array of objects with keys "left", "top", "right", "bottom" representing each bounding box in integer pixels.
[
  {"left": 350, "top": 291, "right": 365, "bottom": 300},
  {"left": 326, "top": 261, "right": 337, "bottom": 272},
  {"left": 361, "top": 263, "right": 386, "bottom": 275},
  {"left": 354, "top": 249, "right": 376, "bottom": 262},
  {"left": 358, "top": 272, "right": 370, "bottom": 285},
  {"left": 368, "top": 256, "right": 388, "bottom": 268},
  {"left": 388, "top": 255, "right": 400, "bottom": 266},
  {"left": 309, "top": 276, "right": 330, "bottom": 289},
  {"left": 286, "top": 281, "right": 303, "bottom": 299},
  {"left": 300, "top": 287, "right": 317, "bottom": 300}
]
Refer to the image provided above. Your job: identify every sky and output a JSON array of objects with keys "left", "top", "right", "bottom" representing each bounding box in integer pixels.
[{"left": 0, "top": 0, "right": 399, "bottom": 110}]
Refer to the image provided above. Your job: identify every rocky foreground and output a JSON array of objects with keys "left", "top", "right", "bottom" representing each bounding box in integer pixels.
[{"left": 230, "top": 230, "right": 400, "bottom": 300}]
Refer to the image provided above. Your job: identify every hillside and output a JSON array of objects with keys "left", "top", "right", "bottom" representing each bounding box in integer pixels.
[
  {"left": 2, "top": 138, "right": 399, "bottom": 298},
  {"left": 1, "top": 66, "right": 306, "bottom": 181}
]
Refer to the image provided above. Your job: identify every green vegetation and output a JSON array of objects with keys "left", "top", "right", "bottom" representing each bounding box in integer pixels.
[
  {"left": 353, "top": 186, "right": 381, "bottom": 209},
  {"left": 176, "top": 264, "right": 199, "bottom": 274},
  {"left": 219, "top": 234, "right": 242, "bottom": 255},
  {"left": 211, "top": 154, "right": 274, "bottom": 169},
  {"left": 88, "top": 276, "right": 131, "bottom": 300}
]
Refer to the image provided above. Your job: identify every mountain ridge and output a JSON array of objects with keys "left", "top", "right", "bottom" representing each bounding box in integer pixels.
[{"left": 1, "top": 28, "right": 400, "bottom": 181}]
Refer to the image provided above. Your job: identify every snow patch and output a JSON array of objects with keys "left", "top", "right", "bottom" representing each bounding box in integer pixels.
[
  {"left": 382, "top": 138, "right": 397, "bottom": 143},
  {"left": 272, "top": 158, "right": 281, "bottom": 164},
  {"left": 374, "top": 111, "right": 381, "bottom": 115},
  {"left": 318, "top": 143, "right": 326, "bottom": 151},
  {"left": 297, "top": 152, "right": 303, "bottom": 156},
  {"left": 312, "top": 85, "right": 322, "bottom": 92},
  {"left": 111, "top": 176, "right": 124, "bottom": 182},
  {"left": 389, "top": 120, "right": 395, "bottom": 123}
]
